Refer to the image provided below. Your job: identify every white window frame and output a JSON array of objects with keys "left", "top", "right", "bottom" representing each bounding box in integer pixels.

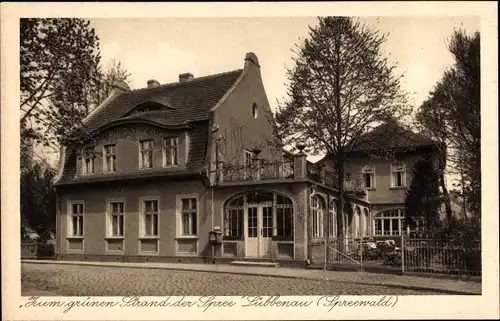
[
  {"left": 353, "top": 207, "right": 361, "bottom": 238},
  {"left": 176, "top": 194, "right": 199, "bottom": 255},
  {"left": 177, "top": 196, "right": 199, "bottom": 237},
  {"left": 390, "top": 163, "right": 407, "bottom": 188},
  {"left": 362, "top": 208, "right": 369, "bottom": 237},
  {"left": 311, "top": 195, "right": 324, "bottom": 239},
  {"left": 106, "top": 199, "right": 125, "bottom": 238},
  {"left": 163, "top": 137, "right": 179, "bottom": 167},
  {"left": 139, "top": 139, "right": 154, "bottom": 169},
  {"left": 103, "top": 144, "right": 117, "bottom": 173},
  {"left": 139, "top": 197, "right": 160, "bottom": 238},
  {"left": 82, "top": 148, "right": 94, "bottom": 175},
  {"left": 373, "top": 209, "right": 405, "bottom": 236},
  {"left": 328, "top": 199, "right": 337, "bottom": 238},
  {"left": 361, "top": 165, "right": 376, "bottom": 189},
  {"left": 67, "top": 201, "right": 84, "bottom": 238}
]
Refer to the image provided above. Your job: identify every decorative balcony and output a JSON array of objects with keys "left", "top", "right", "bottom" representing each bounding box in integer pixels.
[{"left": 219, "top": 160, "right": 295, "bottom": 183}]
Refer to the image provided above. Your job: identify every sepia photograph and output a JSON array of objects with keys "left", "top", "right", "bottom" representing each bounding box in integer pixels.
[{"left": 2, "top": 2, "right": 498, "bottom": 320}]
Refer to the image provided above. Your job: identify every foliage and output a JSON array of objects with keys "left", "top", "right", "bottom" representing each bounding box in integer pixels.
[
  {"left": 416, "top": 29, "right": 480, "bottom": 218},
  {"left": 20, "top": 155, "right": 57, "bottom": 241},
  {"left": 274, "top": 17, "right": 408, "bottom": 236},
  {"left": 404, "top": 155, "right": 443, "bottom": 236}
]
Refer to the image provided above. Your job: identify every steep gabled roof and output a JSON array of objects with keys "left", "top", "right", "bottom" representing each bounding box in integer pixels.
[{"left": 84, "top": 69, "right": 243, "bottom": 133}]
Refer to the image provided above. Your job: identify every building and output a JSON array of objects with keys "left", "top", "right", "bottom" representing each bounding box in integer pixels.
[
  {"left": 52, "top": 52, "right": 370, "bottom": 265},
  {"left": 318, "top": 120, "right": 442, "bottom": 243}
]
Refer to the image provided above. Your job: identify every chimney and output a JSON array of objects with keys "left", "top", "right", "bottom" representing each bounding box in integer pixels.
[
  {"left": 179, "top": 73, "right": 194, "bottom": 83},
  {"left": 147, "top": 79, "right": 160, "bottom": 88},
  {"left": 111, "top": 79, "right": 130, "bottom": 92},
  {"left": 244, "top": 52, "right": 260, "bottom": 68}
]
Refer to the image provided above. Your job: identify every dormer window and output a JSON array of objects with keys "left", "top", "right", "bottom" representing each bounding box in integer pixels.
[
  {"left": 163, "top": 137, "right": 179, "bottom": 167},
  {"left": 252, "top": 103, "right": 258, "bottom": 119},
  {"left": 103, "top": 144, "right": 116, "bottom": 173},
  {"left": 139, "top": 140, "right": 154, "bottom": 169},
  {"left": 82, "top": 148, "right": 94, "bottom": 175}
]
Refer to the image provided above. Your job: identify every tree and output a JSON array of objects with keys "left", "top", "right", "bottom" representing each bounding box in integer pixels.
[
  {"left": 20, "top": 18, "right": 102, "bottom": 149},
  {"left": 416, "top": 29, "right": 480, "bottom": 219},
  {"left": 20, "top": 154, "right": 57, "bottom": 241},
  {"left": 274, "top": 17, "right": 408, "bottom": 238},
  {"left": 404, "top": 155, "right": 443, "bottom": 237}
]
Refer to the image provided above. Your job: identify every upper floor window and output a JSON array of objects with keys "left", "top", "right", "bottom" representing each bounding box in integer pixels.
[
  {"left": 82, "top": 148, "right": 94, "bottom": 175},
  {"left": 163, "top": 137, "right": 179, "bottom": 167},
  {"left": 139, "top": 140, "right": 154, "bottom": 169},
  {"left": 391, "top": 163, "right": 406, "bottom": 188},
  {"left": 244, "top": 150, "right": 254, "bottom": 166},
  {"left": 103, "top": 144, "right": 116, "bottom": 173},
  {"left": 361, "top": 165, "right": 375, "bottom": 189},
  {"left": 252, "top": 103, "right": 258, "bottom": 119}
]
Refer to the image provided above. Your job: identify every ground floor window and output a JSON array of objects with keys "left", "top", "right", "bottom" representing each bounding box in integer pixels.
[
  {"left": 141, "top": 199, "right": 159, "bottom": 237},
  {"left": 179, "top": 197, "right": 198, "bottom": 236},
  {"left": 107, "top": 201, "right": 124, "bottom": 237},
  {"left": 69, "top": 202, "right": 84, "bottom": 237},
  {"left": 328, "top": 199, "right": 337, "bottom": 238},
  {"left": 311, "top": 195, "right": 324, "bottom": 239},
  {"left": 374, "top": 209, "right": 405, "bottom": 236}
]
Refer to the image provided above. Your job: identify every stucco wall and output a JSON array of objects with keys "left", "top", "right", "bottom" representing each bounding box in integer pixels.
[
  {"left": 57, "top": 179, "right": 210, "bottom": 257},
  {"left": 75, "top": 124, "right": 190, "bottom": 175},
  {"left": 212, "top": 54, "right": 280, "bottom": 168}
]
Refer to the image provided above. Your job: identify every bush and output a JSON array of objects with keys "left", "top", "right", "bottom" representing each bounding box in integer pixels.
[{"left": 36, "top": 243, "right": 55, "bottom": 257}]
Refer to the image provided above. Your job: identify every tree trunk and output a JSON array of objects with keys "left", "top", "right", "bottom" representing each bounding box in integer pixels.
[
  {"left": 439, "top": 172, "right": 453, "bottom": 224},
  {"left": 336, "top": 158, "right": 345, "bottom": 239}
]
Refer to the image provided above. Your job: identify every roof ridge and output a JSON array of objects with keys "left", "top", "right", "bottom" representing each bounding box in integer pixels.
[{"left": 127, "top": 68, "right": 244, "bottom": 94}]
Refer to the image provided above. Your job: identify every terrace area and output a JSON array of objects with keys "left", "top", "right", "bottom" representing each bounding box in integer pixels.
[{"left": 215, "top": 152, "right": 365, "bottom": 194}]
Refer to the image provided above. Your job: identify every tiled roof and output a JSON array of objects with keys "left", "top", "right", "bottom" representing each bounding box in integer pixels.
[
  {"left": 84, "top": 69, "right": 243, "bottom": 133},
  {"left": 352, "top": 121, "right": 437, "bottom": 152},
  {"left": 56, "top": 69, "right": 243, "bottom": 186}
]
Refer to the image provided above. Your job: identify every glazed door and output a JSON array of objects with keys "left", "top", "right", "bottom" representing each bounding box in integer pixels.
[
  {"left": 245, "top": 207, "right": 259, "bottom": 257},
  {"left": 245, "top": 205, "right": 273, "bottom": 258}
]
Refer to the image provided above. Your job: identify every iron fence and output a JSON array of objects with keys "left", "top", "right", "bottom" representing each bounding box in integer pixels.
[
  {"left": 402, "top": 237, "right": 481, "bottom": 276},
  {"left": 309, "top": 236, "right": 481, "bottom": 277}
]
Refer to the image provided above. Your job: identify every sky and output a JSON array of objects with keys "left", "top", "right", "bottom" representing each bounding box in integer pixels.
[{"left": 89, "top": 16, "right": 480, "bottom": 166}]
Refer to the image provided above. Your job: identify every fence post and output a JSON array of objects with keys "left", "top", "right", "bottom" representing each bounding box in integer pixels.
[
  {"left": 401, "top": 233, "right": 405, "bottom": 274},
  {"left": 360, "top": 239, "right": 363, "bottom": 271},
  {"left": 323, "top": 238, "right": 327, "bottom": 271}
]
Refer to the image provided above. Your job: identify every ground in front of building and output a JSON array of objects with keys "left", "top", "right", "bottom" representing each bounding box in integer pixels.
[{"left": 21, "top": 263, "right": 481, "bottom": 296}]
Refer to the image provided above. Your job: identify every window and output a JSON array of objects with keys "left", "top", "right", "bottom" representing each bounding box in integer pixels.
[
  {"left": 276, "top": 194, "right": 293, "bottom": 238},
  {"left": 107, "top": 201, "right": 124, "bottom": 237},
  {"left": 362, "top": 208, "right": 369, "bottom": 237},
  {"left": 244, "top": 150, "right": 254, "bottom": 166},
  {"left": 224, "top": 197, "right": 244, "bottom": 239},
  {"left": 179, "top": 197, "right": 197, "bottom": 236},
  {"left": 139, "top": 140, "right": 154, "bottom": 169},
  {"left": 373, "top": 209, "right": 405, "bottom": 236},
  {"left": 391, "top": 163, "right": 406, "bottom": 187},
  {"left": 252, "top": 103, "right": 258, "bottom": 119},
  {"left": 311, "top": 195, "right": 324, "bottom": 239},
  {"left": 82, "top": 148, "right": 94, "bottom": 174},
  {"left": 141, "top": 199, "right": 159, "bottom": 236},
  {"left": 328, "top": 199, "right": 337, "bottom": 238},
  {"left": 69, "top": 202, "right": 84, "bottom": 237},
  {"left": 103, "top": 145, "right": 116, "bottom": 173},
  {"left": 361, "top": 165, "right": 375, "bottom": 189},
  {"left": 353, "top": 207, "right": 361, "bottom": 238},
  {"left": 163, "top": 137, "right": 179, "bottom": 167}
]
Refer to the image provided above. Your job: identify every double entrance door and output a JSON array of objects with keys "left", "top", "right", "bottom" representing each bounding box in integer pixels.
[{"left": 245, "top": 203, "right": 273, "bottom": 258}]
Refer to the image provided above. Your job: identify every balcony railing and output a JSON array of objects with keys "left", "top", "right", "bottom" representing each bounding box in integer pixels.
[{"left": 219, "top": 161, "right": 294, "bottom": 183}]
